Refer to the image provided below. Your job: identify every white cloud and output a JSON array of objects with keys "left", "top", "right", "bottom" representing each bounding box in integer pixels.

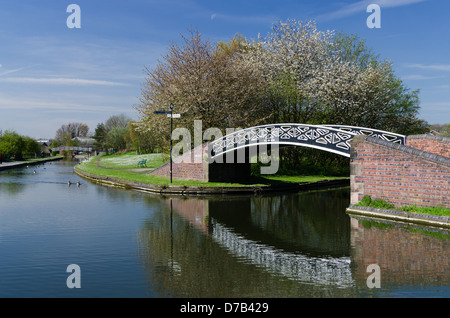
[
  {"left": 401, "top": 74, "right": 444, "bottom": 80},
  {"left": 407, "top": 64, "right": 450, "bottom": 72},
  {"left": 422, "top": 102, "right": 450, "bottom": 111},
  {"left": 317, "top": 0, "right": 428, "bottom": 21},
  {"left": 0, "top": 96, "right": 127, "bottom": 113},
  {"left": 0, "top": 67, "right": 26, "bottom": 76},
  {"left": 0, "top": 77, "right": 130, "bottom": 86},
  {"left": 207, "top": 12, "right": 276, "bottom": 25}
]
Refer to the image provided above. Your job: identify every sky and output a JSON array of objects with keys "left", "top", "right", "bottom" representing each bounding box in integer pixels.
[{"left": 0, "top": 0, "right": 449, "bottom": 139}]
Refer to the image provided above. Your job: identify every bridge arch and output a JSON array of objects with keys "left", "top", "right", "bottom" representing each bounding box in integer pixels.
[{"left": 208, "top": 124, "right": 406, "bottom": 160}]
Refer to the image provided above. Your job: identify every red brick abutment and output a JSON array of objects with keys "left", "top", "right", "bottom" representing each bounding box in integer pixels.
[{"left": 347, "top": 134, "right": 449, "bottom": 229}]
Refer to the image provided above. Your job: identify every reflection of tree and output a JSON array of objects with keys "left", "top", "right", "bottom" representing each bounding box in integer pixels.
[
  {"left": 137, "top": 196, "right": 357, "bottom": 297},
  {"left": 0, "top": 182, "right": 28, "bottom": 197}
]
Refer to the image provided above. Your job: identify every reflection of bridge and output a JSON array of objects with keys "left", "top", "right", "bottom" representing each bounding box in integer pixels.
[
  {"left": 50, "top": 146, "right": 93, "bottom": 152},
  {"left": 211, "top": 219, "right": 354, "bottom": 287},
  {"left": 209, "top": 124, "right": 406, "bottom": 159}
]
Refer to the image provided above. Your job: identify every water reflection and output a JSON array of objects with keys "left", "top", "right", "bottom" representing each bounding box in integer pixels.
[
  {"left": 1, "top": 160, "right": 448, "bottom": 298},
  {"left": 349, "top": 217, "right": 450, "bottom": 296},
  {"left": 137, "top": 190, "right": 449, "bottom": 297},
  {"left": 137, "top": 190, "right": 359, "bottom": 297}
]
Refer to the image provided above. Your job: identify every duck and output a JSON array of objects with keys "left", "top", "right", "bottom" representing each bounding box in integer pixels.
[
  {"left": 68, "top": 181, "right": 72, "bottom": 186},
  {"left": 76, "top": 181, "right": 81, "bottom": 187}
]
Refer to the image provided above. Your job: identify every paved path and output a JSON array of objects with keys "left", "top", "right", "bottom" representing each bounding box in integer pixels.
[{"left": 0, "top": 157, "right": 63, "bottom": 171}]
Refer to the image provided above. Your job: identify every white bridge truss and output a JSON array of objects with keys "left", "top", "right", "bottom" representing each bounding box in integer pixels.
[
  {"left": 50, "top": 146, "right": 93, "bottom": 152},
  {"left": 209, "top": 124, "right": 406, "bottom": 159}
]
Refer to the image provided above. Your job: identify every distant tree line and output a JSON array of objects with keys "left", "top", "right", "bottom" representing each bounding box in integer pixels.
[
  {"left": 0, "top": 130, "right": 41, "bottom": 161},
  {"left": 135, "top": 19, "right": 430, "bottom": 175},
  {"left": 429, "top": 123, "right": 450, "bottom": 137},
  {"left": 51, "top": 114, "right": 157, "bottom": 155},
  {"left": 92, "top": 113, "right": 157, "bottom": 154}
]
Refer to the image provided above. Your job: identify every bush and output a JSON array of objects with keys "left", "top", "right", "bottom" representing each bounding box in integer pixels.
[{"left": 357, "top": 195, "right": 394, "bottom": 209}]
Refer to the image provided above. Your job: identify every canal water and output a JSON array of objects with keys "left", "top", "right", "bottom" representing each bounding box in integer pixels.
[{"left": 0, "top": 160, "right": 448, "bottom": 298}]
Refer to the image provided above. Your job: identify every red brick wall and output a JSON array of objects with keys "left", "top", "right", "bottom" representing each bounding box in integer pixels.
[
  {"left": 150, "top": 144, "right": 208, "bottom": 181},
  {"left": 407, "top": 134, "right": 450, "bottom": 157},
  {"left": 350, "top": 136, "right": 450, "bottom": 208}
]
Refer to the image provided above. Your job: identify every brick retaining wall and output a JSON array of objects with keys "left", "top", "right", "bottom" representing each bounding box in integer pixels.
[
  {"left": 350, "top": 135, "right": 450, "bottom": 208},
  {"left": 149, "top": 143, "right": 251, "bottom": 182},
  {"left": 150, "top": 144, "right": 209, "bottom": 181}
]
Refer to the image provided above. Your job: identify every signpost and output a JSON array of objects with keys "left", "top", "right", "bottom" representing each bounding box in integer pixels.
[
  {"left": 153, "top": 103, "right": 180, "bottom": 183},
  {"left": 153, "top": 111, "right": 171, "bottom": 115}
]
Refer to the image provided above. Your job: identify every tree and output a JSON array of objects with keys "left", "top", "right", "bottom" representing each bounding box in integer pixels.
[
  {"left": 0, "top": 131, "right": 25, "bottom": 160},
  {"left": 93, "top": 123, "right": 107, "bottom": 150},
  {"left": 104, "top": 126, "right": 129, "bottom": 151},
  {"left": 104, "top": 114, "right": 132, "bottom": 132},
  {"left": 127, "top": 121, "right": 158, "bottom": 154},
  {"left": 94, "top": 114, "right": 132, "bottom": 151},
  {"left": 320, "top": 31, "right": 428, "bottom": 134},
  {"left": 243, "top": 20, "right": 429, "bottom": 174},
  {"left": 242, "top": 20, "right": 425, "bottom": 134},
  {"left": 55, "top": 122, "right": 89, "bottom": 145},
  {"left": 429, "top": 123, "right": 450, "bottom": 136},
  {"left": 23, "top": 136, "right": 41, "bottom": 157},
  {"left": 135, "top": 29, "right": 269, "bottom": 152},
  {"left": 135, "top": 20, "right": 428, "bottom": 174}
]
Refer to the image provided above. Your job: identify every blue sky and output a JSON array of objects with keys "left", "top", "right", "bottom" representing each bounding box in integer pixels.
[{"left": 0, "top": 0, "right": 449, "bottom": 139}]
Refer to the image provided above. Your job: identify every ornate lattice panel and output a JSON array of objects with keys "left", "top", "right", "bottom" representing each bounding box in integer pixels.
[
  {"left": 209, "top": 124, "right": 406, "bottom": 160},
  {"left": 322, "top": 125, "right": 406, "bottom": 144}
]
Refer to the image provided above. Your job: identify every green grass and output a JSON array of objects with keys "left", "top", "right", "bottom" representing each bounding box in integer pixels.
[
  {"left": 75, "top": 153, "right": 347, "bottom": 189},
  {"left": 10, "top": 155, "right": 64, "bottom": 163},
  {"left": 76, "top": 156, "right": 264, "bottom": 188},
  {"left": 356, "top": 195, "right": 450, "bottom": 217},
  {"left": 98, "top": 152, "right": 165, "bottom": 170},
  {"left": 263, "top": 175, "right": 348, "bottom": 183},
  {"left": 400, "top": 205, "right": 450, "bottom": 217}
]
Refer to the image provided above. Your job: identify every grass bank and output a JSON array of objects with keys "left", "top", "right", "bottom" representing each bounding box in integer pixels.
[
  {"left": 356, "top": 195, "right": 450, "bottom": 217},
  {"left": 74, "top": 152, "right": 348, "bottom": 190},
  {"left": 97, "top": 152, "right": 165, "bottom": 170}
]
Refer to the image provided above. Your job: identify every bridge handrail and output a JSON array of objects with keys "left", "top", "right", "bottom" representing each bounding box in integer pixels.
[
  {"left": 322, "top": 125, "right": 406, "bottom": 142},
  {"left": 50, "top": 146, "right": 93, "bottom": 152},
  {"left": 216, "top": 123, "right": 406, "bottom": 140},
  {"left": 208, "top": 123, "right": 406, "bottom": 159}
]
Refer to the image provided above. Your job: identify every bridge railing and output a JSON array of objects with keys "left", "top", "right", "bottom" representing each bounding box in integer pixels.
[
  {"left": 50, "top": 146, "right": 93, "bottom": 152},
  {"left": 208, "top": 124, "right": 406, "bottom": 160},
  {"left": 322, "top": 125, "right": 406, "bottom": 144}
]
